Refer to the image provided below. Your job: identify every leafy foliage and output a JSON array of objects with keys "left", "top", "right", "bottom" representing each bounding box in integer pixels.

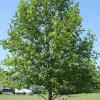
[{"left": 0, "top": 0, "right": 99, "bottom": 100}]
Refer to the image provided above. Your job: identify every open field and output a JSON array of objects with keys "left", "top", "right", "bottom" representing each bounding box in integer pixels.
[{"left": 0, "top": 93, "right": 100, "bottom": 100}]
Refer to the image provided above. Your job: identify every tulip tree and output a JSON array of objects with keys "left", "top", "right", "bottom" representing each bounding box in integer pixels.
[{"left": 0, "top": 0, "right": 98, "bottom": 100}]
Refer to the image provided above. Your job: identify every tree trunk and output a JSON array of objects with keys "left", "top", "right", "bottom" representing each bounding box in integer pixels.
[{"left": 48, "top": 88, "right": 53, "bottom": 100}]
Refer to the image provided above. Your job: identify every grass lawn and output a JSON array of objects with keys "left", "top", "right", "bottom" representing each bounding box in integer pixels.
[
  {"left": 0, "top": 94, "right": 44, "bottom": 100},
  {"left": 0, "top": 93, "right": 100, "bottom": 100},
  {"left": 67, "top": 93, "right": 100, "bottom": 100}
]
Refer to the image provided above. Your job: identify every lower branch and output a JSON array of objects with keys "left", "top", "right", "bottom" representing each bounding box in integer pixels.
[
  {"left": 53, "top": 94, "right": 62, "bottom": 100},
  {"left": 38, "top": 94, "right": 47, "bottom": 100}
]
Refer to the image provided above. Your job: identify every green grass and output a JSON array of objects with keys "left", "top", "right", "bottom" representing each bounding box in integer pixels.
[
  {"left": 67, "top": 93, "right": 100, "bottom": 100},
  {"left": 0, "top": 93, "right": 100, "bottom": 100},
  {"left": 0, "top": 94, "right": 44, "bottom": 100}
]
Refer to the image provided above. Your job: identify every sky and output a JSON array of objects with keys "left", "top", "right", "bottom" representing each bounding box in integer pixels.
[{"left": 0, "top": 0, "right": 100, "bottom": 65}]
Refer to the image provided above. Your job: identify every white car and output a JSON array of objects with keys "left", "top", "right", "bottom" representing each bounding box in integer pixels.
[
  {"left": 21, "top": 89, "right": 32, "bottom": 94},
  {"left": 15, "top": 88, "right": 32, "bottom": 95},
  {"left": 15, "top": 88, "right": 25, "bottom": 94}
]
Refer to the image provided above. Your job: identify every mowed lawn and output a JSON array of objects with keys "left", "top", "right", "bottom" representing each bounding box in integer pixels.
[{"left": 0, "top": 93, "right": 100, "bottom": 100}]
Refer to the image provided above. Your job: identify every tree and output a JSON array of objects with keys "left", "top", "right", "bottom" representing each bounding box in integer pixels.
[{"left": 0, "top": 0, "right": 98, "bottom": 100}]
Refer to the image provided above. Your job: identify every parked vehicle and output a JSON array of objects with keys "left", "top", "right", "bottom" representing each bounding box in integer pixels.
[
  {"left": 15, "top": 88, "right": 32, "bottom": 95},
  {"left": 0, "top": 85, "right": 4, "bottom": 94},
  {"left": 0, "top": 89, "right": 2, "bottom": 94},
  {"left": 29, "top": 85, "right": 45, "bottom": 94},
  {"left": 21, "top": 89, "right": 32, "bottom": 94},
  {"left": 15, "top": 88, "right": 26, "bottom": 95}
]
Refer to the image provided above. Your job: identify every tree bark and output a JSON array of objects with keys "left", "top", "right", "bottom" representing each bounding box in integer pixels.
[{"left": 48, "top": 88, "right": 53, "bottom": 100}]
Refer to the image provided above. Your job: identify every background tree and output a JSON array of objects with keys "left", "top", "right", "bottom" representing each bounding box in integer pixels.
[{"left": 0, "top": 0, "right": 98, "bottom": 100}]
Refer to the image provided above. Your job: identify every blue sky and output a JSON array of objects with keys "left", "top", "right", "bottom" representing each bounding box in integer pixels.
[{"left": 0, "top": 0, "right": 100, "bottom": 65}]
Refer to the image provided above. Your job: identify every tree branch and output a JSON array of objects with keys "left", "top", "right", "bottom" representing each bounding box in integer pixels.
[{"left": 38, "top": 94, "right": 47, "bottom": 100}]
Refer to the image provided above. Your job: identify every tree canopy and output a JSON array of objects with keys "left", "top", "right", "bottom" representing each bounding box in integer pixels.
[{"left": 0, "top": 0, "right": 99, "bottom": 100}]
